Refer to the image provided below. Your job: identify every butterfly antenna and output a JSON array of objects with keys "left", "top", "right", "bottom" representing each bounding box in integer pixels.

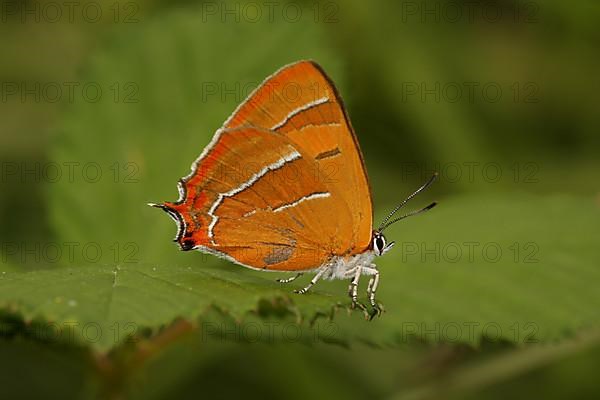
[
  {"left": 379, "top": 202, "right": 437, "bottom": 232},
  {"left": 377, "top": 172, "right": 438, "bottom": 231}
]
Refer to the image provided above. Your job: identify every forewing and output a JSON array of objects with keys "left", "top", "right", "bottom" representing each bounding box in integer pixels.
[{"left": 223, "top": 60, "right": 373, "bottom": 251}]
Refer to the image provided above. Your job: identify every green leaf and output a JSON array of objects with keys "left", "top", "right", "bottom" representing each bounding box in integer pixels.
[
  {"left": 3, "top": 193, "right": 600, "bottom": 352},
  {"left": 0, "top": 262, "right": 347, "bottom": 351},
  {"left": 360, "top": 192, "right": 600, "bottom": 346}
]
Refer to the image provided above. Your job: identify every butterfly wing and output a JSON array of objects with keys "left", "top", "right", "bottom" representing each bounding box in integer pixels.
[
  {"left": 155, "top": 126, "right": 355, "bottom": 271},
  {"left": 223, "top": 60, "right": 373, "bottom": 251}
]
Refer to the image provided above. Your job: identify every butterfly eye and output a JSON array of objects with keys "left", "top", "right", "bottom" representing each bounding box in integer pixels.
[{"left": 374, "top": 235, "right": 386, "bottom": 255}]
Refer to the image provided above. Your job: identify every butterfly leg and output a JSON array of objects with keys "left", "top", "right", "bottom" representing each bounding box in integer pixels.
[
  {"left": 348, "top": 267, "right": 369, "bottom": 318},
  {"left": 364, "top": 265, "right": 382, "bottom": 320},
  {"left": 294, "top": 268, "right": 326, "bottom": 294},
  {"left": 277, "top": 273, "right": 303, "bottom": 284}
]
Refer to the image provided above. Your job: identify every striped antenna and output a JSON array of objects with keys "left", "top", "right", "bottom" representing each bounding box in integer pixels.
[{"left": 378, "top": 172, "right": 438, "bottom": 232}]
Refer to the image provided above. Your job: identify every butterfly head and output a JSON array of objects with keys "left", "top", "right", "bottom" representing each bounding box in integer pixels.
[
  {"left": 372, "top": 173, "right": 439, "bottom": 257},
  {"left": 372, "top": 230, "right": 395, "bottom": 256}
]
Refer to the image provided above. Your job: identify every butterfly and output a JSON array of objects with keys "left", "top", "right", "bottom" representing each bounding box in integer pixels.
[{"left": 150, "top": 60, "right": 436, "bottom": 319}]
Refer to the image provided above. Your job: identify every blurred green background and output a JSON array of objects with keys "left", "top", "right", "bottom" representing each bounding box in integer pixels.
[{"left": 1, "top": 0, "right": 600, "bottom": 399}]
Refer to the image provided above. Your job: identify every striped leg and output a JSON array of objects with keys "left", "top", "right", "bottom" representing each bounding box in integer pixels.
[
  {"left": 348, "top": 267, "right": 369, "bottom": 317},
  {"left": 277, "top": 273, "right": 303, "bottom": 283},
  {"left": 347, "top": 266, "right": 360, "bottom": 299},
  {"left": 364, "top": 265, "right": 382, "bottom": 320},
  {"left": 294, "top": 269, "right": 326, "bottom": 294}
]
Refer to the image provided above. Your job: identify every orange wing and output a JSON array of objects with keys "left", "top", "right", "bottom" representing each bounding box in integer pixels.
[
  {"left": 153, "top": 61, "right": 373, "bottom": 271},
  {"left": 155, "top": 126, "right": 355, "bottom": 271},
  {"left": 223, "top": 60, "right": 373, "bottom": 251}
]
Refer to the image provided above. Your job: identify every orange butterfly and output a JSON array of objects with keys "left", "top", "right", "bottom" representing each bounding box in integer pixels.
[{"left": 150, "top": 61, "right": 436, "bottom": 319}]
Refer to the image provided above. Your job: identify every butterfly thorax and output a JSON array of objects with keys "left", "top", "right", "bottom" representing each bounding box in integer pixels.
[{"left": 321, "top": 251, "right": 377, "bottom": 281}]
